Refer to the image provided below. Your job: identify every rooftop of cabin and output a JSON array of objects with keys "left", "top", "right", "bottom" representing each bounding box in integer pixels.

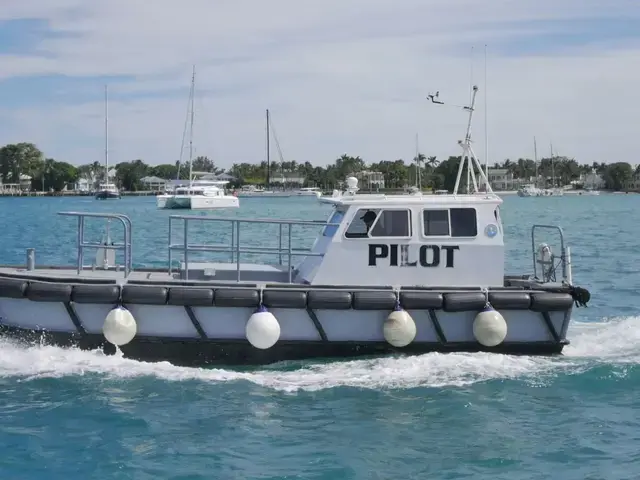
[
  {"left": 332, "top": 176, "right": 502, "bottom": 207},
  {"left": 332, "top": 192, "right": 503, "bottom": 207}
]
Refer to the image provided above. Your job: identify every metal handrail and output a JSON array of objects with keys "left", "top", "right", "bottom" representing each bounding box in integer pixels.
[
  {"left": 168, "top": 215, "right": 340, "bottom": 282},
  {"left": 58, "top": 212, "right": 133, "bottom": 277},
  {"left": 531, "top": 224, "right": 566, "bottom": 282}
]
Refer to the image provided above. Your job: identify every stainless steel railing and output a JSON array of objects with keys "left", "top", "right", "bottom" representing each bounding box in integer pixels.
[
  {"left": 58, "top": 211, "right": 133, "bottom": 277},
  {"left": 531, "top": 224, "right": 569, "bottom": 284},
  {"left": 168, "top": 215, "right": 338, "bottom": 282}
]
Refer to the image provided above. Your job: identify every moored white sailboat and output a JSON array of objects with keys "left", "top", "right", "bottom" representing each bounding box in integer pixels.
[{"left": 157, "top": 66, "right": 239, "bottom": 210}]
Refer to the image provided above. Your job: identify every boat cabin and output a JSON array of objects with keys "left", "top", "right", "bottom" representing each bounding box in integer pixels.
[
  {"left": 294, "top": 193, "right": 504, "bottom": 287},
  {"left": 169, "top": 180, "right": 230, "bottom": 197}
]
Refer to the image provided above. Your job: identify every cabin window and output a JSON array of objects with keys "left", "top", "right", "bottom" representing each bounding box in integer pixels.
[
  {"left": 370, "top": 209, "right": 411, "bottom": 237},
  {"left": 345, "top": 209, "right": 381, "bottom": 238},
  {"left": 345, "top": 208, "right": 410, "bottom": 238},
  {"left": 322, "top": 210, "right": 345, "bottom": 237},
  {"left": 423, "top": 210, "right": 450, "bottom": 236},
  {"left": 450, "top": 208, "right": 477, "bottom": 237},
  {"left": 422, "top": 208, "right": 477, "bottom": 237}
]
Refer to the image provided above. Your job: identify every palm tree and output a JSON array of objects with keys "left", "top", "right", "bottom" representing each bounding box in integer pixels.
[{"left": 412, "top": 153, "right": 426, "bottom": 188}]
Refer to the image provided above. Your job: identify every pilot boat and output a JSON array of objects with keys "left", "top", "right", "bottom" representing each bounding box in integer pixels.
[{"left": 0, "top": 86, "right": 590, "bottom": 366}]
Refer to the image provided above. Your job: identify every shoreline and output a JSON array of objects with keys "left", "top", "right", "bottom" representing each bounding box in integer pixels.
[{"left": 0, "top": 189, "right": 635, "bottom": 198}]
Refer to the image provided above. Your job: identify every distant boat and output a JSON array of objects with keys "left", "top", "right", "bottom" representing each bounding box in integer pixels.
[
  {"left": 156, "top": 66, "right": 239, "bottom": 211},
  {"left": 157, "top": 176, "right": 239, "bottom": 210},
  {"left": 95, "top": 183, "right": 120, "bottom": 200},
  {"left": 95, "top": 85, "right": 120, "bottom": 200},
  {"left": 236, "top": 184, "right": 291, "bottom": 198},
  {"left": 294, "top": 187, "right": 322, "bottom": 197},
  {"left": 517, "top": 184, "right": 543, "bottom": 197}
]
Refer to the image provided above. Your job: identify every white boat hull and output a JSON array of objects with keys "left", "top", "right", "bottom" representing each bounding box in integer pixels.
[
  {"left": 0, "top": 272, "right": 582, "bottom": 366},
  {"left": 156, "top": 194, "right": 239, "bottom": 209},
  {"left": 236, "top": 191, "right": 292, "bottom": 198}
]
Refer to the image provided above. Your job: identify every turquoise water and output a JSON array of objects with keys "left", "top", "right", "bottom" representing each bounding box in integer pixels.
[{"left": 0, "top": 194, "right": 639, "bottom": 479}]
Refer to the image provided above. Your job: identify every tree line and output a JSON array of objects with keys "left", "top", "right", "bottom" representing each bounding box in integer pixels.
[{"left": 0, "top": 142, "right": 638, "bottom": 192}]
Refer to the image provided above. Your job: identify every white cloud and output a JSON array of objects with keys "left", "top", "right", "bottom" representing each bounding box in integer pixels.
[{"left": 0, "top": 0, "right": 639, "bottom": 167}]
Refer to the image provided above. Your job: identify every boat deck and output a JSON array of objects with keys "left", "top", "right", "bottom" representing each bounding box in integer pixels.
[
  {"left": 0, "top": 264, "right": 559, "bottom": 293},
  {"left": 0, "top": 262, "right": 294, "bottom": 286}
]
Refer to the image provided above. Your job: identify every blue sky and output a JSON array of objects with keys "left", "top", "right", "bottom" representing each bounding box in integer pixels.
[{"left": 0, "top": 1, "right": 638, "bottom": 168}]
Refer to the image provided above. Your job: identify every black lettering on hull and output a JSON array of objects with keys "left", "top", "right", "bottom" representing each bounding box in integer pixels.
[
  {"left": 368, "top": 244, "right": 460, "bottom": 267},
  {"left": 368, "top": 244, "right": 389, "bottom": 266}
]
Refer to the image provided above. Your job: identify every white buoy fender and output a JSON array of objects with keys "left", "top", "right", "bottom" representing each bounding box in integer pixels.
[
  {"left": 246, "top": 306, "right": 280, "bottom": 349},
  {"left": 103, "top": 306, "right": 137, "bottom": 346},
  {"left": 473, "top": 305, "right": 507, "bottom": 347},
  {"left": 383, "top": 306, "right": 417, "bottom": 347}
]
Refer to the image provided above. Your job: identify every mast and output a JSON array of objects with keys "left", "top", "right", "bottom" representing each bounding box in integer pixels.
[
  {"left": 533, "top": 136, "right": 538, "bottom": 187},
  {"left": 266, "top": 109, "right": 270, "bottom": 187},
  {"left": 550, "top": 142, "right": 555, "bottom": 188},
  {"left": 467, "top": 47, "right": 473, "bottom": 192},
  {"left": 415, "top": 132, "right": 421, "bottom": 190},
  {"left": 104, "top": 85, "right": 108, "bottom": 184},
  {"left": 427, "top": 84, "right": 493, "bottom": 195},
  {"left": 483, "top": 44, "right": 489, "bottom": 187},
  {"left": 188, "top": 65, "right": 195, "bottom": 188}
]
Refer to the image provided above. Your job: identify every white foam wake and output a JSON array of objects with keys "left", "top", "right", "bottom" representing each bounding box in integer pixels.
[{"left": 0, "top": 317, "right": 638, "bottom": 391}]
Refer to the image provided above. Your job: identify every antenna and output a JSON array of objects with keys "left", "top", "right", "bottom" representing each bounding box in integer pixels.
[{"left": 426, "top": 85, "right": 494, "bottom": 196}]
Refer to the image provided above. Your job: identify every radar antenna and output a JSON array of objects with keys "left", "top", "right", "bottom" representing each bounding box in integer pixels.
[{"left": 426, "top": 85, "right": 494, "bottom": 195}]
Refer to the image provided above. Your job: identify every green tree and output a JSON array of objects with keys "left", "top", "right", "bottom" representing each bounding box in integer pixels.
[
  {"left": 115, "top": 159, "right": 149, "bottom": 191},
  {"left": 0, "top": 142, "right": 44, "bottom": 184},
  {"left": 602, "top": 162, "right": 633, "bottom": 191},
  {"left": 151, "top": 164, "right": 179, "bottom": 179},
  {"left": 32, "top": 159, "right": 79, "bottom": 191}
]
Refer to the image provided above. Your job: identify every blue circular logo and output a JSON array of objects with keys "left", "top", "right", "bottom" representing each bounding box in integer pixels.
[{"left": 485, "top": 224, "right": 498, "bottom": 238}]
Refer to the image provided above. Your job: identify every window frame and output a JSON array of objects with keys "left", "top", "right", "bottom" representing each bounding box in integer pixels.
[
  {"left": 368, "top": 208, "right": 412, "bottom": 239},
  {"left": 343, "top": 208, "right": 412, "bottom": 240},
  {"left": 421, "top": 207, "right": 478, "bottom": 238},
  {"left": 322, "top": 209, "right": 346, "bottom": 238}
]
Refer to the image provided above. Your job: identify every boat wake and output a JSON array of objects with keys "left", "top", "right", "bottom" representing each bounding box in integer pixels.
[{"left": 0, "top": 317, "right": 638, "bottom": 392}]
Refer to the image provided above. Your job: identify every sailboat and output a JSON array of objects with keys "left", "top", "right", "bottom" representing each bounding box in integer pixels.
[
  {"left": 517, "top": 137, "right": 543, "bottom": 197},
  {"left": 95, "top": 85, "right": 121, "bottom": 199},
  {"left": 236, "top": 109, "right": 291, "bottom": 198},
  {"left": 544, "top": 143, "right": 564, "bottom": 196},
  {"left": 156, "top": 66, "right": 239, "bottom": 210}
]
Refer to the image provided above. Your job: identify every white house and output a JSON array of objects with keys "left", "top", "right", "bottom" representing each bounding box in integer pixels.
[
  {"left": 487, "top": 168, "right": 514, "bottom": 190},
  {"left": 140, "top": 175, "right": 168, "bottom": 190},
  {"left": 355, "top": 170, "right": 385, "bottom": 189},
  {"left": 582, "top": 170, "right": 605, "bottom": 189}
]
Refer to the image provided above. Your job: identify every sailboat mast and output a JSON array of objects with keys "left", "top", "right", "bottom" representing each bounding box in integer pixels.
[
  {"left": 104, "top": 85, "right": 108, "bottom": 182},
  {"left": 266, "top": 109, "right": 270, "bottom": 188},
  {"left": 188, "top": 65, "right": 195, "bottom": 187},
  {"left": 484, "top": 44, "right": 489, "bottom": 185},
  {"left": 533, "top": 136, "right": 538, "bottom": 187},
  {"left": 415, "top": 133, "right": 421, "bottom": 190},
  {"left": 550, "top": 142, "right": 555, "bottom": 188}
]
